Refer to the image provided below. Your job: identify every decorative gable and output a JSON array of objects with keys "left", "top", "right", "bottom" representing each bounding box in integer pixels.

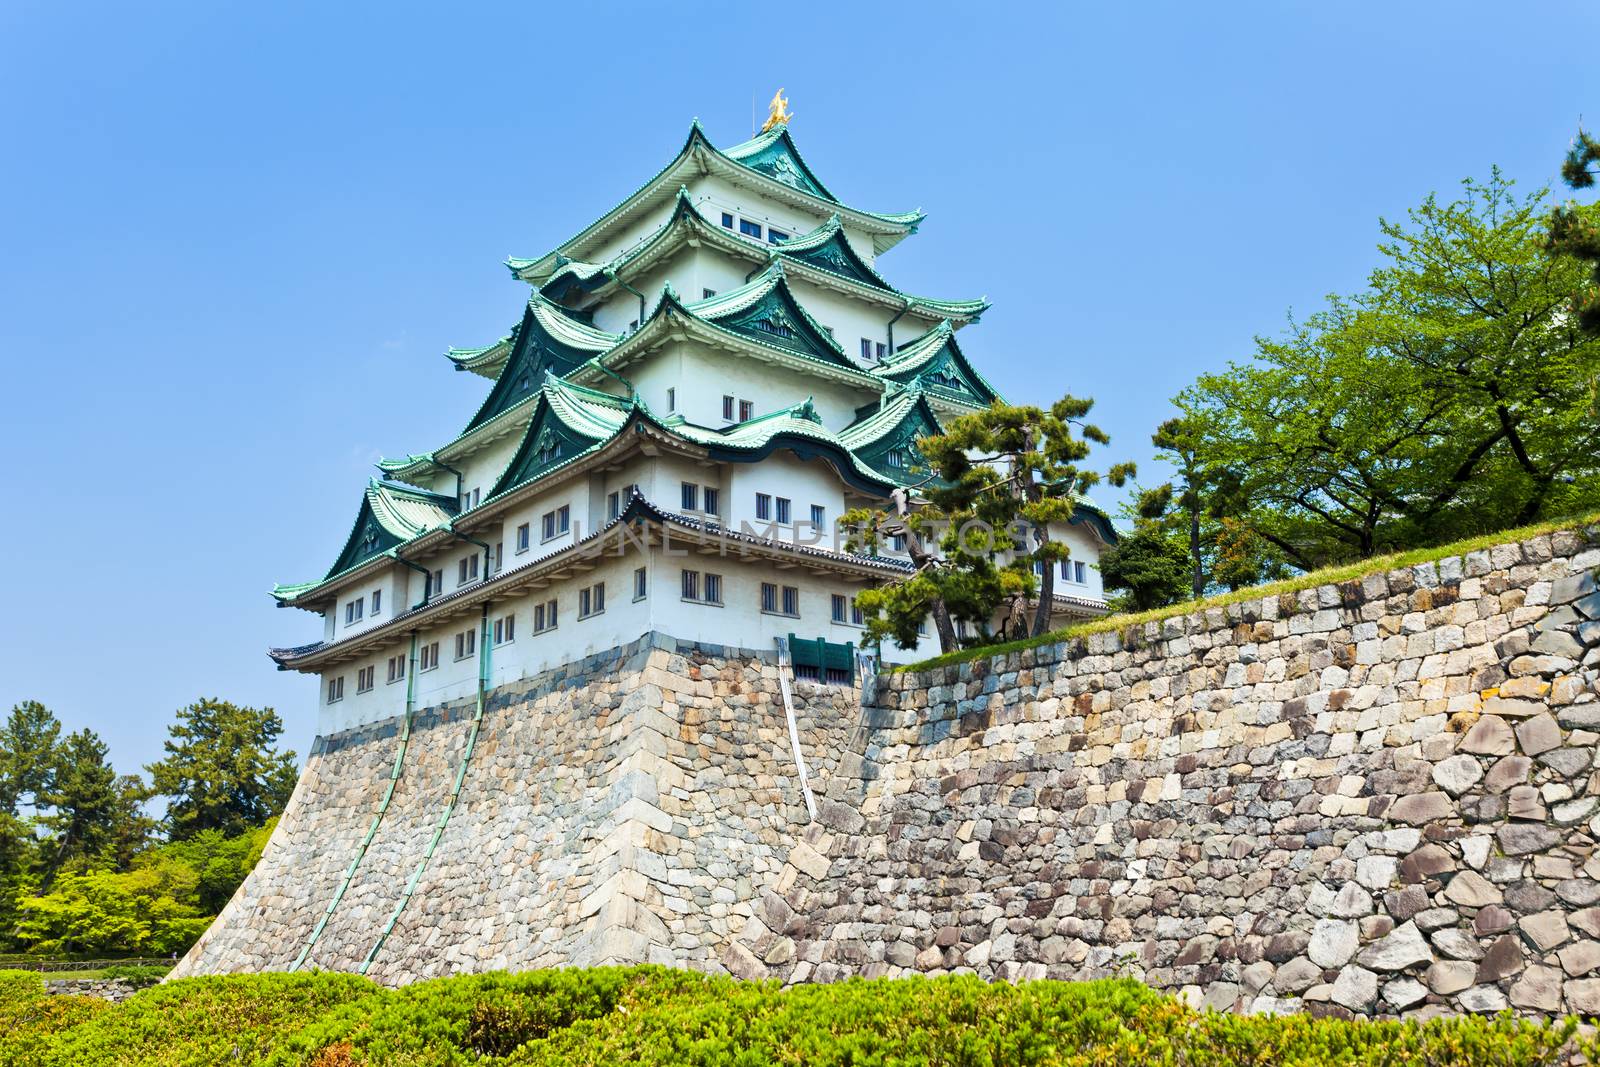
[
  {"left": 717, "top": 285, "right": 840, "bottom": 363},
  {"left": 728, "top": 129, "right": 834, "bottom": 201},
  {"left": 464, "top": 303, "right": 617, "bottom": 433},
  {"left": 491, "top": 396, "right": 609, "bottom": 496}
]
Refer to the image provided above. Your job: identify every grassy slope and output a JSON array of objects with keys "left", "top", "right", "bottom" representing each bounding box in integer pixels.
[{"left": 898, "top": 513, "right": 1600, "bottom": 674}]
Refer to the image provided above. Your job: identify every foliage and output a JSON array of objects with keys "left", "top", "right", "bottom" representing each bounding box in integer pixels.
[
  {"left": 37, "top": 730, "right": 120, "bottom": 875},
  {"left": 23, "top": 972, "right": 376, "bottom": 1067},
  {"left": 1180, "top": 171, "right": 1600, "bottom": 569},
  {"left": 846, "top": 397, "right": 1130, "bottom": 653},
  {"left": 1551, "top": 126, "right": 1600, "bottom": 334},
  {"left": 900, "top": 510, "right": 1600, "bottom": 673},
  {"left": 97, "top": 963, "right": 173, "bottom": 987},
  {"left": 145, "top": 699, "right": 298, "bottom": 841},
  {"left": 10, "top": 862, "right": 210, "bottom": 956},
  {"left": 0, "top": 704, "right": 61, "bottom": 814},
  {"left": 0, "top": 969, "right": 109, "bottom": 1067},
  {"left": 1098, "top": 523, "right": 1192, "bottom": 612},
  {"left": 2, "top": 966, "right": 1588, "bottom": 1067}
]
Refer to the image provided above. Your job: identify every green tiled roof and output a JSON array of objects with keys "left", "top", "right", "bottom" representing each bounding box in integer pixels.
[
  {"left": 838, "top": 387, "right": 948, "bottom": 485},
  {"left": 274, "top": 480, "right": 457, "bottom": 604},
  {"left": 461, "top": 297, "right": 621, "bottom": 434},
  {"left": 444, "top": 337, "right": 512, "bottom": 378},
  {"left": 668, "top": 397, "right": 899, "bottom": 494},
  {"left": 487, "top": 374, "right": 635, "bottom": 497},
  {"left": 874, "top": 320, "right": 1002, "bottom": 408},
  {"left": 505, "top": 121, "right": 924, "bottom": 283}
]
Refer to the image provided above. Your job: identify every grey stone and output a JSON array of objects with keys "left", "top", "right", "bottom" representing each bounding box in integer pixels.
[
  {"left": 1483, "top": 755, "right": 1532, "bottom": 793},
  {"left": 1514, "top": 713, "right": 1562, "bottom": 757},
  {"left": 1568, "top": 978, "right": 1600, "bottom": 1014},
  {"left": 1460, "top": 716, "right": 1516, "bottom": 756},
  {"left": 1518, "top": 910, "right": 1570, "bottom": 951},
  {"left": 1531, "top": 629, "right": 1584, "bottom": 658},
  {"left": 1497, "top": 822, "right": 1561, "bottom": 855},
  {"left": 1444, "top": 870, "right": 1503, "bottom": 907},
  {"left": 1356, "top": 921, "right": 1433, "bottom": 972},
  {"left": 1382, "top": 976, "right": 1429, "bottom": 1010},
  {"left": 1431, "top": 927, "right": 1486, "bottom": 961},
  {"left": 1510, "top": 966, "right": 1565, "bottom": 1012},
  {"left": 1457, "top": 985, "right": 1509, "bottom": 1013},
  {"left": 1431, "top": 754, "right": 1483, "bottom": 796},
  {"left": 1329, "top": 965, "right": 1378, "bottom": 1012},
  {"left": 1427, "top": 959, "right": 1476, "bottom": 995},
  {"left": 1475, "top": 935, "right": 1525, "bottom": 983},
  {"left": 1274, "top": 956, "right": 1322, "bottom": 993},
  {"left": 1308, "top": 919, "right": 1360, "bottom": 968},
  {"left": 1389, "top": 792, "right": 1455, "bottom": 825},
  {"left": 1551, "top": 570, "right": 1597, "bottom": 605}
]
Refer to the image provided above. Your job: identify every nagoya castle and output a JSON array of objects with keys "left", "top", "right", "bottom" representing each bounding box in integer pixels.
[
  {"left": 268, "top": 92, "right": 1113, "bottom": 738},
  {"left": 175, "top": 95, "right": 1115, "bottom": 982}
]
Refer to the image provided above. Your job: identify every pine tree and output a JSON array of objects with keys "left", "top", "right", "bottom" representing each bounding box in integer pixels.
[
  {"left": 0, "top": 701, "right": 62, "bottom": 813},
  {"left": 146, "top": 699, "right": 298, "bottom": 840},
  {"left": 38, "top": 728, "right": 120, "bottom": 875},
  {"left": 1551, "top": 128, "right": 1600, "bottom": 334}
]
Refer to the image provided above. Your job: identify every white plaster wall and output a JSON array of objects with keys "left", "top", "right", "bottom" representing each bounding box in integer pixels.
[{"left": 624, "top": 341, "right": 872, "bottom": 431}]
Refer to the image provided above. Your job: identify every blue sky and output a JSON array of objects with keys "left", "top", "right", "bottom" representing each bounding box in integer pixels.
[{"left": 1, "top": 1, "right": 1594, "bottom": 778}]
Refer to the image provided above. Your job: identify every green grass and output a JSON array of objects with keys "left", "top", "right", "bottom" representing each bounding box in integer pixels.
[{"left": 897, "top": 512, "right": 1600, "bottom": 674}]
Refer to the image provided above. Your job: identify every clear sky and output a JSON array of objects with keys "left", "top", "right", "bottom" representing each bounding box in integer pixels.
[{"left": 1, "top": 1, "right": 1594, "bottom": 779}]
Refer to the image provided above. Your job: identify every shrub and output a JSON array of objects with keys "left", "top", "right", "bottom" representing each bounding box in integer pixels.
[
  {"left": 97, "top": 964, "right": 172, "bottom": 988},
  {"left": 36, "top": 971, "right": 375, "bottom": 1067},
  {"left": 265, "top": 966, "right": 703, "bottom": 1066},
  {"left": 0, "top": 969, "right": 109, "bottom": 1067}
]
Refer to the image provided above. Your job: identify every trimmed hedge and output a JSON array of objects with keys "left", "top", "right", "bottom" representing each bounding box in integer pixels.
[{"left": 1, "top": 965, "right": 1595, "bottom": 1066}]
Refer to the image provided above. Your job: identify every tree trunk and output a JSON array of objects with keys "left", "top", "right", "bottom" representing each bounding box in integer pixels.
[
  {"left": 1188, "top": 505, "right": 1203, "bottom": 599},
  {"left": 1030, "top": 523, "right": 1055, "bottom": 637},
  {"left": 902, "top": 525, "right": 959, "bottom": 652}
]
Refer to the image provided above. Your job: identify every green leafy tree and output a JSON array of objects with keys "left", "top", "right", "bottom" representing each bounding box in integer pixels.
[
  {"left": 0, "top": 702, "right": 61, "bottom": 814},
  {"left": 11, "top": 863, "right": 208, "bottom": 955},
  {"left": 146, "top": 699, "right": 298, "bottom": 840},
  {"left": 1180, "top": 171, "right": 1600, "bottom": 567}
]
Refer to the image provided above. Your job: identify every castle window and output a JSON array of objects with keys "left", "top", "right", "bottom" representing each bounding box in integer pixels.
[
  {"left": 345, "top": 598, "right": 364, "bottom": 625},
  {"left": 831, "top": 594, "right": 847, "bottom": 623},
  {"left": 739, "top": 400, "right": 754, "bottom": 421},
  {"left": 683, "top": 570, "right": 723, "bottom": 604},
  {"left": 634, "top": 567, "right": 648, "bottom": 601},
  {"left": 767, "top": 228, "right": 789, "bottom": 244},
  {"left": 370, "top": 589, "right": 382, "bottom": 615},
  {"left": 607, "top": 491, "right": 620, "bottom": 519},
  {"left": 387, "top": 654, "right": 406, "bottom": 683},
  {"left": 702, "top": 487, "right": 720, "bottom": 517},
  {"left": 578, "top": 582, "right": 606, "bottom": 619},
  {"left": 886, "top": 449, "right": 904, "bottom": 469},
  {"left": 493, "top": 614, "right": 515, "bottom": 645},
  {"left": 327, "top": 676, "right": 344, "bottom": 703},
  {"left": 721, "top": 212, "right": 734, "bottom": 229},
  {"left": 460, "top": 487, "right": 480, "bottom": 510},
  {"left": 876, "top": 342, "right": 886, "bottom": 361},
  {"left": 1076, "top": 561, "right": 1087, "bottom": 583},
  {"left": 775, "top": 497, "right": 791, "bottom": 524},
  {"left": 891, "top": 533, "right": 907, "bottom": 552},
  {"left": 356, "top": 666, "right": 375, "bottom": 694},
  {"left": 458, "top": 553, "right": 479, "bottom": 584},
  {"left": 454, "top": 627, "right": 477, "bottom": 661},
  {"left": 491, "top": 542, "right": 503, "bottom": 574},
  {"left": 541, "top": 505, "right": 570, "bottom": 542},
  {"left": 430, "top": 569, "right": 443, "bottom": 598},
  {"left": 860, "top": 338, "right": 873, "bottom": 360},
  {"left": 833, "top": 593, "right": 865, "bottom": 626},
  {"left": 810, "top": 504, "right": 825, "bottom": 529},
  {"left": 739, "top": 219, "right": 762, "bottom": 239},
  {"left": 420, "top": 642, "right": 440, "bottom": 671},
  {"left": 516, "top": 523, "right": 530, "bottom": 553},
  {"left": 667, "top": 387, "right": 677, "bottom": 412},
  {"left": 701, "top": 289, "right": 716, "bottom": 299},
  {"left": 681, "top": 482, "right": 699, "bottom": 511},
  {"left": 533, "top": 599, "right": 558, "bottom": 633},
  {"left": 722, "top": 395, "right": 735, "bottom": 421},
  {"left": 762, "top": 582, "right": 800, "bottom": 618},
  {"left": 755, "top": 493, "right": 772, "bottom": 521}
]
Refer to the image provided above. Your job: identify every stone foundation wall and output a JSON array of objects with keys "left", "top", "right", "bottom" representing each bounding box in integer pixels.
[
  {"left": 181, "top": 527, "right": 1600, "bottom": 1022},
  {"left": 173, "top": 633, "right": 859, "bottom": 984},
  {"left": 726, "top": 525, "right": 1600, "bottom": 1021}
]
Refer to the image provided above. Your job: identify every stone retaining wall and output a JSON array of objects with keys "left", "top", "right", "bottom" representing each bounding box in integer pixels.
[
  {"left": 725, "top": 525, "right": 1600, "bottom": 1020},
  {"left": 181, "top": 526, "right": 1600, "bottom": 1022},
  {"left": 173, "top": 633, "right": 858, "bottom": 983}
]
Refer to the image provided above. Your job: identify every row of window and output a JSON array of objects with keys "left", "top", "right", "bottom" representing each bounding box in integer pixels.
[
  {"left": 327, "top": 573, "right": 878, "bottom": 703},
  {"left": 680, "top": 482, "right": 720, "bottom": 516},
  {"left": 1035, "top": 559, "right": 1091, "bottom": 584},
  {"left": 344, "top": 587, "right": 382, "bottom": 626},
  {"left": 719, "top": 211, "right": 789, "bottom": 245},
  {"left": 722, "top": 394, "right": 756, "bottom": 423},
  {"left": 753, "top": 494, "right": 827, "bottom": 528},
  {"left": 859, "top": 338, "right": 887, "bottom": 363}
]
